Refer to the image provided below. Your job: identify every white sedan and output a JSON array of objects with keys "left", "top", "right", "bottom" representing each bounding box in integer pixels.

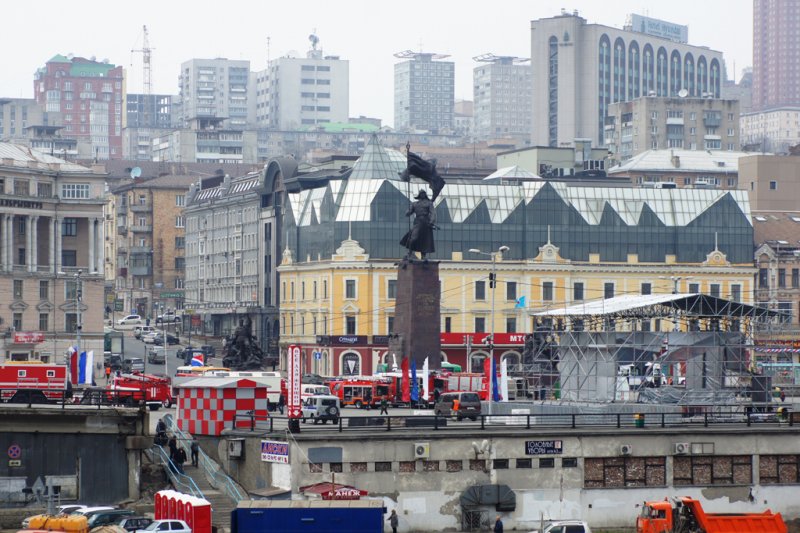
[
  {"left": 136, "top": 519, "right": 191, "bottom": 533},
  {"left": 142, "top": 332, "right": 159, "bottom": 344}
]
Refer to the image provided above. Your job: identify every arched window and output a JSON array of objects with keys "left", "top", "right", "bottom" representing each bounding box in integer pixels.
[
  {"left": 670, "top": 50, "right": 682, "bottom": 96},
  {"left": 613, "top": 37, "right": 626, "bottom": 103},
  {"left": 710, "top": 58, "right": 721, "bottom": 98},
  {"left": 470, "top": 351, "right": 489, "bottom": 373},
  {"left": 656, "top": 47, "right": 668, "bottom": 96},
  {"left": 642, "top": 44, "right": 655, "bottom": 96},
  {"left": 548, "top": 36, "right": 558, "bottom": 147},
  {"left": 628, "top": 41, "right": 640, "bottom": 100},
  {"left": 684, "top": 53, "right": 695, "bottom": 96},
  {"left": 697, "top": 56, "right": 708, "bottom": 96},
  {"left": 598, "top": 35, "right": 611, "bottom": 145}
]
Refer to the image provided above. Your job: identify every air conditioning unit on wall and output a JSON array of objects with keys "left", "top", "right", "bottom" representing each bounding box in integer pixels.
[
  {"left": 674, "top": 442, "right": 690, "bottom": 455},
  {"left": 414, "top": 442, "right": 430, "bottom": 459},
  {"left": 620, "top": 444, "right": 633, "bottom": 456}
]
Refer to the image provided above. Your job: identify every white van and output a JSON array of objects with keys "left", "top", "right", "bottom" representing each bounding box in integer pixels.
[{"left": 301, "top": 384, "right": 331, "bottom": 400}]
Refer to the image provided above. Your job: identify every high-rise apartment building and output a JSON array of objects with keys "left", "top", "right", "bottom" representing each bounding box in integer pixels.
[
  {"left": 394, "top": 51, "right": 454, "bottom": 133},
  {"left": 33, "top": 55, "right": 125, "bottom": 160},
  {"left": 606, "top": 96, "right": 740, "bottom": 162},
  {"left": 531, "top": 12, "right": 723, "bottom": 148},
  {"left": 255, "top": 40, "right": 349, "bottom": 130},
  {"left": 178, "top": 58, "right": 252, "bottom": 128},
  {"left": 472, "top": 54, "right": 532, "bottom": 144},
  {"left": 126, "top": 94, "right": 178, "bottom": 129},
  {"left": 753, "top": 0, "right": 800, "bottom": 111},
  {"left": 0, "top": 98, "right": 76, "bottom": 158}
]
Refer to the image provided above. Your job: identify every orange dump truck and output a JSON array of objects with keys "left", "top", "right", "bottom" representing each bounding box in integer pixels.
[{"left": 637, "top": 496, "right": 787, "bottom": 533}]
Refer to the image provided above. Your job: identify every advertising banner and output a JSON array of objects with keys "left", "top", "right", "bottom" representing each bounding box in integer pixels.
[{"left": 287, "top": 344, "right": 302, "bottom": 418}]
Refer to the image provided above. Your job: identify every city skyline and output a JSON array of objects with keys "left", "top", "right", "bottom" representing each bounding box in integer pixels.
[{"left": 5, "top": 0, "right": 752, "bottom": 128}]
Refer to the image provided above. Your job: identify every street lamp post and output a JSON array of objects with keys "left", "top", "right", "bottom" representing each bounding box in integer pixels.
[{"left": 468, "top": 246, "right": 510, "bottom": 416}]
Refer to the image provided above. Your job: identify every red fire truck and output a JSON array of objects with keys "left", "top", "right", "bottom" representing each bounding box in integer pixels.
[
  {"left": 78, "top": 372, "right": 173, "bottom": 409},
  {"left": 329, "top": 377, "right": 396, "bottom": 409},
  {"left": 0, "top": 362, "right": 70, "bottom": 403}
]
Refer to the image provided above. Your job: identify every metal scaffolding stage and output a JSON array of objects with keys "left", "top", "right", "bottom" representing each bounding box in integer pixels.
[{"left": 518, "top": 294, "right": 783, "bottom": 405}]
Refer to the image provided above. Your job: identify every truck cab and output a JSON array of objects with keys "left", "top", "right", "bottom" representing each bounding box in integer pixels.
[{"left": 637, "top": 501, "right": 671, "bottom": 533}]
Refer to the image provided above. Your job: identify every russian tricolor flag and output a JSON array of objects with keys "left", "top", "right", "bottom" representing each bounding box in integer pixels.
[
  {"left": 190, "top": 353, "right": 205, "bottom": 367},
  {"left": 78, "top": 350, "right": 94, "bottom": 385}
]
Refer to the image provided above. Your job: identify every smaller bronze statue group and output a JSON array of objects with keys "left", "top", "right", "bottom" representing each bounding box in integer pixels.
[{"left": 222, "top": 316, "right": 265, "bottom": 370}]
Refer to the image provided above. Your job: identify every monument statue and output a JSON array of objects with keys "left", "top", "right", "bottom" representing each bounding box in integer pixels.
[
  {"left": 222, "top": 316, "right": 265, "bottom": 370},
  {"left": 398, "top": 149, "right": 446, "bottom": 260},
  {"left": 400, "top": 189, "right": 436, "bottom": 259}
]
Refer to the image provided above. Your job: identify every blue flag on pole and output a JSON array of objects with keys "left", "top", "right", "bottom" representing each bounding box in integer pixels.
[
  {"left": 515, "top": 295, "right": 526, "bottom": 309},
  {"left": 491, "top": 357, "right": 500, "bottom": 402},
  {"left": 410, "top": 359, "right": 419, "bottom": 402}
]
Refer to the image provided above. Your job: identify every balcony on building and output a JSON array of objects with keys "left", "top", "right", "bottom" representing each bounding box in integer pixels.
[
  {"left": 130, "top": 203, "right": 152, "bottom": 213},
  {"left": 131, "top": 225, "right": 152, "bottom": 233},
  {"left": 703, "top": 112, "right": 722, "bottom": 127}
]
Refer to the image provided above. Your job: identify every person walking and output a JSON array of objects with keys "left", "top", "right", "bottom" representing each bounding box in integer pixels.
[
  {"left": 277, "top": 393, "right": 285, "bottom": 415},
  {"left": 190, "top": 438, "right": 200, "bottom": 467},
  {"left": 174, "top": 445, "right": 187, "bottom": 475},
  {"left": 105, "top": 365, "right": 111, "bottom": 383},
  {"left": 780, "top": 390, "right": 786, "bottom": 402},
  {"left": 167, "top": 436, "right": 178, "bottom": 473},
  {"left": 380, "top": 395, "right": 389, "bottom": 415},
  {"left": 388, "top": 509, "right": 399, "bottom": 533},
  {"left": 494, "top": 515, "right": 504, "bottom": 533}
]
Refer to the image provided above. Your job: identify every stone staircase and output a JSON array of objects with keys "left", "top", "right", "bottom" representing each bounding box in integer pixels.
[{"left": 182, "top": 463, "right": 236, "bottom": 532}]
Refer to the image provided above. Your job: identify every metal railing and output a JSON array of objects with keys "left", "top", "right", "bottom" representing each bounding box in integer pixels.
[
  {"left": 163, "top": 414, "right": 245, "bottom": 503},
  {"left": 226, "top": 404, "right": 796, "bottom": 433},
  {"left": 147, "top": 444, "right": 204, "bottom": 498},
  {"left": 0, "top": 388, "right": 157, "bottom": 410}
]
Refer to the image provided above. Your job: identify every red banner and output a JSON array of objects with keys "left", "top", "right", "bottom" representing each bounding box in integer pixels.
[
  {"left": 440, "top": 332, "right": 527, "bottom": 346},
  {"left": 13, "top": 332, "right": 45, "bottom": 344},
  {"left": 287, "top": 345, "right": 302, "bottom": 418}
]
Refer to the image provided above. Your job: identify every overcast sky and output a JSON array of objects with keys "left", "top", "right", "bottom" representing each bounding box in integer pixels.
[{"left": 6, "top": 0, "right": 751, "bottom": 128}]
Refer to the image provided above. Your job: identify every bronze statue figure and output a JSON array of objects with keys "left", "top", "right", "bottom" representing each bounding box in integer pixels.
[
  {"left": 400, "top": 189, "right": 436, "bottom": 259},
  {"left": 222, "top": 316, "right": 265, "bottom": 370}
]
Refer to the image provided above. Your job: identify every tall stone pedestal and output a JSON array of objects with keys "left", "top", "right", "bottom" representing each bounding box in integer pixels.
[{"left": 388, "top": 259, "right": 442, "bottom": 370}]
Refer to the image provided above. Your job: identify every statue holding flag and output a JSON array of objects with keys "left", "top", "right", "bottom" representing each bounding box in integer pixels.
[{"left": 399, "top": 149, "right": 446, "bottom": 259}]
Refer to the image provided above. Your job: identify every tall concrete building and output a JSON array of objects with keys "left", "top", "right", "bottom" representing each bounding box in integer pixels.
[
  {"left": 530, "top": 12, "right": 723, "bottom": 148},
  {"left": 394, "top": 51, "right": 454, "bottom": 133},
  {"left": 33, "top": 55, "right": 125, "bottom": 160},
  {"left": 0, "top": 98, "right": 77, "bottom": 158},
  {"left": 472, "top": 54, "right": 532, "bottom": 145},
  {"left": 606, "top": 96, "right": 740, "bottom": 163},
  {"left": 0, "top": 143, "right": 106, "bottom": 366},
  {"left": 178, "top": 58, "right": 252, "bottom": 128},
  {"left": 753, "top": 0, "right": 800, "bottom": 111},
  {"left": 255, "top": 38, "right": 349, "bottom": 130},
  {"left": 112, "top": 175, "right": 195, "bottom": 317}
]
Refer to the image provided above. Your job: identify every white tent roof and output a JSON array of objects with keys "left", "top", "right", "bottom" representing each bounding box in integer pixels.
[
  {"left": 483, "top": 165, "right": 542, "bottom": 181},
  {"left": 534, "top": 293, "right": 697, "bottom": 317}
]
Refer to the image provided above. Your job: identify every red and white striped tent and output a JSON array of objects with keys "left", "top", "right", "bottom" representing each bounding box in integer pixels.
[{"left": 176, "top": 377, "right": 270, "bottom": 436}]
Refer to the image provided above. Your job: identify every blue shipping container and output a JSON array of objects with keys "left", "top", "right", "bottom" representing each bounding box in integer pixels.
[{"left": 232, "top": 500, "right": 385, "bottom": 533}]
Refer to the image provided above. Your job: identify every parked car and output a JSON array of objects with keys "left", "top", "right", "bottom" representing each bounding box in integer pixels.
[
  {"left": 147, "top": 347, "right": 166, "bottom": 364},
  {"left": 122, "top": 358, "right": 145, "bottom": 373},
  {"left": 182, "top": 348, "right": 206, "bottom": 365},
  {"left": 156, "top": 311, "right": 181, "bottom": 324},
  {"left": 176, "top": 346, "right": 194, "bottom": 360},
  {"left": 117, "top": 517, "right": 153, "bottom": 532},
  {"left": 199, "top": 344, "right": 216, "bottom": 357},
  {"left": 134, "top": 325, "right": 156, "bottom": 339},
  {"left": 142, "top": 332, "right": 159, "bottom": 344},
  {"left": 87, "top": 509, "right": 135, "bottom": 528},
  {"left": 105, "top": 354, "right": 123, "bottom": 372},
  {"left": 301, "top": 395, "right": 341, "bottom": 424},
  {"left": 70, "top": 506, "right": 116, "bottom": 518},
  {"left": 58, "top": 505, "right": 88, "bottom": 515},
  {"left": 527, "top": 520, "right": 592, "bottom": 533},
  {"left": 153, "top": 333, "right": 180, "bottom": 346},
  {"left": 135, "top": 519, "right": 191, "bottom": 533},
  {"left": 434, "top": 391, "right": 482, "bottom": 421},
  {"left": 118, "top": 315, "right": 142, "bottom": 326}
]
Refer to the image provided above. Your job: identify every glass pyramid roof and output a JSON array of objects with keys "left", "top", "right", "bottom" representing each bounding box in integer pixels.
[{"left": 348, "top": 134, "right": 407, "bottom": 181}]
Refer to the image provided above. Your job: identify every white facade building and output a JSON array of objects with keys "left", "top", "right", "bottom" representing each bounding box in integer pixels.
[
  {"left": 255, "top": 43, "right": 349, "bottom": 130},
  {"left": 531, "top": 11, "right": 724, "bottom": 148},
  {"left": 740, "top": 107, "right": 800, "bottom": 154}
]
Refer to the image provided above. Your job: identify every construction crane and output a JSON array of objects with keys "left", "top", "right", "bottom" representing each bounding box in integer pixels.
[{"left": 131, "top": 25, "right": 154, "bottom": 128}]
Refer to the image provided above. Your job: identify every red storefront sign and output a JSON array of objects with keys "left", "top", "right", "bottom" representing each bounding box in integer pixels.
[
  {"left": 440, "top": 332, "right": 527, "bottom": 346},
  {"left": 299, "top": 482, "right": 369, "bottom": 500},
  {"left": 13, "top": 332, "right": 44, "bottom": 344}
]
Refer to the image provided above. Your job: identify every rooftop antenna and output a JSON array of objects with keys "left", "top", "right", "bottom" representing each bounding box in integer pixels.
[
  {"left": 266, "top": 35, "right": 271, "bottom": 65},
  {"left": 309, "top": 31, "right": 319, "bottom": 51}
]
